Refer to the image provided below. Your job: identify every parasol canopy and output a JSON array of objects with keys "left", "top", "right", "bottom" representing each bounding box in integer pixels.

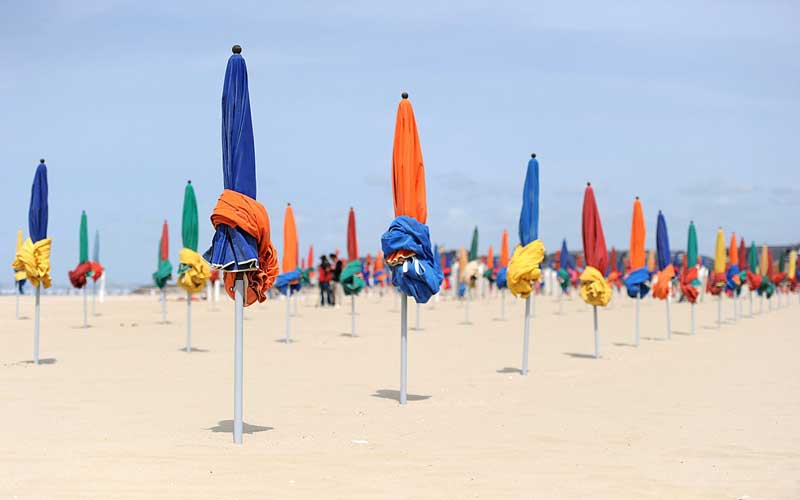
[
  {"left": 282, "top": 204, "right": 298, "bottom": 273},
  {"left": 652, "top": 211, "right": 675, "bottom": 300},
  {"left": 500, "top": 230, "right": 509, "bottom": 267},
  {"left": 68, "top": 211, "right": 93, "bottom": 288},
  {"left": 178, "top": 181, "right": 210, "bottom": 293},
  {"left": 347, "top": 207, "right": 358, "bottom": 262},
  {"left": 13, "top": 160, "right": 52, "bottom": 289},
  {"left": 469, "top": 226, "right": 479, "bottom": 262},
  {"left": 507, "top": 154, "right": 545, "bottom": 298},
  {"left": 518, "top": 154, "right": 540, "bottom": 246},
  {"left": 579, "top": 183, "right": 611, "bottom": 306},
  {"left": 623, "top": 197, "right": 649, "bottom": 298},
  {"left": 153, "top": 220, "right": 172, "bottom": 289}
]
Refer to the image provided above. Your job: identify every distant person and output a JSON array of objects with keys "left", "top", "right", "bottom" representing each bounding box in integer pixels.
[
  {"left": 330, "top": 253, "right": 344, "bottom": 308},
  {"left": 318, "top": 255, "right": 333, "bottom": 307}
]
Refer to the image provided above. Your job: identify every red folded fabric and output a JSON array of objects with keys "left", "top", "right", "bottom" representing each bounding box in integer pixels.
[
  {"left": 211, "top": 189, "right": 279, "bottom": 307},
  {"left": 680, "top": 267, "right": 699, "bottom": 304},
  {"left": 89, "top": 261, "right": 104, "bottom": 281},
  {"left": 68, "top": 262, "right": 93, "bottom": 289},
  {"left": 707, "top": 271, "right": 726, "bottom": 296},
  {"left": 746, "top": 271, "right": 762, "bottom": 290}
]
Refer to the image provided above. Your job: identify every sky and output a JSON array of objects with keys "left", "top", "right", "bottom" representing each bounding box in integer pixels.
[{"left": 2, "top": 1, "right": 798, "bottom": 286}]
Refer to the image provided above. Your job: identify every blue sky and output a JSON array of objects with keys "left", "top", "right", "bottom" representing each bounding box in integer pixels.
[{"left": 2, "top": 1, "right": 798, "bottom": 286}]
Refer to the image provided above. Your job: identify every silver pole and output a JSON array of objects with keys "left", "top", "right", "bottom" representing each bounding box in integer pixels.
[
  {"left": 33, "top": 285, "right": 41, "bottom": 365},
  {"left": 92, "top": 279, "right": 97, "bottom": 316},
  {"left": 233, "top": 276, "right": 244, "bottom": 444},
  {"left": 531, "top": 292, "right": 536, "bottom": 318},
  {"left": 465, "top": 290, "right": 470, "bottom": 324},
  {"left": 665, "top": 293, "right": 672, "bottom": 340},
  {"left": 635, "top": 295, "right": 640, "bottom": 347},
  {"left": 500, "top": 289, "right": 506, "bottom": 321},
  {"left": 733, "top": 295, "right": 738, "bottom": 322},
  {"left": 161, "top": 288, "right": 167, "bottom": 323},
  {"left": 351, "top": 295, "right": 356, "bottom": 337},
  {"left": 285, "top": 287, "right": 292, "bottom": 343},
  {"left": 749, "top": 290, "right": 753, "bottom": 317},
  {"left": 186, "top": 291, "right": 192, "bottom": 353},
  {"left": 15, "top": 284, "right": 20, "bottom": 320},
  {"left": 400, "top": 294, "right": 408, "bottom": 405},
  {"left": 593, "top": 305, "right": 599, "bottom": 359},
  {"left": 415, "top": 301, "right": 420, "bottom": 331},
  {"left": 521, "top": 296, "right": 531, "bottom": 375},
  {"left": 760, "top": 294, "right": 764, "bottom": 314},
  {"left": 82, "top": 286, "right": 88, "bottom": 328},
  {"left": 717, "top": 294, "right": 722, "bottom": 329},
  {"left": 559, "top": 288, "right": 564, "bottom": 315},
  {"left": 691, "top": 302, "right": 696, "bottom": 335}
]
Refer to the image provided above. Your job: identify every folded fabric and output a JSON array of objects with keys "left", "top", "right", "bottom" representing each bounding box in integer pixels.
[
  {"left": 274, "top": 269, "right": 302, "bottom": 296},
  {"left": 68, "top": 261, "right": 93, "bottom": 289},
  {"left": 757, "top": 278, "right": 775, "bottom": 298},
  {"left": 12, "top": 237, "right": 53, "bottom": 289},
  {"left": 652, "top": 264, "right": 675, "bottom": 300},
  {"left": 707, "top": 271, "right": 726, "bottom": 296},
  {"left": 177, "top": 248, "right": 211, "bottom": 294},
  {"left": 624, "top": 267, "right": 650, "bottom": 298},
  {"left": 496, "top": 266, "right": 508, "bottom": 289},
  {"left": 380, "top": 216, "right": 442, "bottom": 303},
  {"left": 462, "top": 261, "right": 480, "bottom": 289},
  {"left": 507, "top": 240, "right": 545, "bottom": 299},
  {"left": 340, "top": 260, "right": 366, "bottom": 296},
  {"left": 770, "top": 271, "right": 787, "bottom": 286},
  {"left": 746, "top": 270, "right": 762, "bottom": 291},
  {"left": 725, "top": 264, "right": 742, "bottom": 294},
  {"left": 557, "top": 268, "right": 570, "bottom": 292},
  {"left": 153, "top": 258, "right": 173, "bottom": 289},
  {"left": 89, "top": 261, "right": 104, "bottom": 282},
  {"left": 579, "top": 265, "right": 612, "bottom": 306},
  {"left": 679, "top": 267, "right": 699, "bottom": 304},
  {"left": 606, "top": 270, "right": 622, "bottom": 290},
  {"left": 205, "top": 189, "right": 279, "bottom": 306}
]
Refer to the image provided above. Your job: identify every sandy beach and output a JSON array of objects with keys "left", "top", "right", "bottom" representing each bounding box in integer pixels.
[{"left": 1, "top": 291, "right": 798, "bottom": 499}]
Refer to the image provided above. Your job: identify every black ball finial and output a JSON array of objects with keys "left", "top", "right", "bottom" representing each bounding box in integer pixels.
[
  {"left": 232, "top": 45, "right": 242, "bottom": 54},
  {"left": 401, "top": 92, "right": 408, "bottom": 99},
  {"left": 531, "top": 153, "right": 536, "bottom": 159},
  {"left": 187, "top": 179, "right": 192, "bottom": 184},
  {"left": 40, "top": 159, "right": 45, "bottom": 164},
  {"left": 586, "top": 181, "right": 591, "bottom": 186},
  {"left": 635, "top": 196, "right": 639, "bottom": 200}
]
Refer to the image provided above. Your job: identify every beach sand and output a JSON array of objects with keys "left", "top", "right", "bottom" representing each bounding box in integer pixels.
[{"left": 1, "top": 290, "right": 798, "bottom": 499}]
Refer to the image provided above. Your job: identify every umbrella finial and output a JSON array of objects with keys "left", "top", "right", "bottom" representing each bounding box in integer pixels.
[
  {"left": 635, "top": 196, "right": 639, "bottom": 200},
  {"left": 531, "top": 153, "right": 536, "bottom": 159},
  {"left": 187, "top": 179, "right": 192, "bottom": 184},
  {"left": 401, "top": 92, "right": 408, "bottom": 99},
  {"left": 586, "top": 181, "right": 591, "bottom": 186},
  {"left": 690, "top": 220, "right": 694, "bottom": 224},
  {"left": 40, "top": 158, "right": 45, "bottom": 164},
  {"left": 232, "top": 44, "right": 242, "bottom": 54}
]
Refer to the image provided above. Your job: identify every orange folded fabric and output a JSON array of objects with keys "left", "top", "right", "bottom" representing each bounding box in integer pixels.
[
  {"left": 652, "top": 264, "right": 675, "bottom": 299},
  {"left": 680, "top": 267, "right": 699, "bottom": 304},
  {"left": 707, "top": 271, "right": 726, "bottom": 296},
  {"left": 210, "top": 189, "right": 279, "bottom": 306}
]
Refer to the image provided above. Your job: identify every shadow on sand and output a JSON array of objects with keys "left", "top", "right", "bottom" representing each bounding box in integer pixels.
[
  {"left": 496, "top": 367, "right": 522, "bottom": 374},
  {"left": 22, "top": 358, "right": 57, "bottom": 365},
  {"left": 371, "top": 389, "right": 431, "bottom": 402},
  {"left": 563, "top": 352, "right": 598, "bottom": 360},
  {"left": 179, "top": 347, "right": 209, "bottom": 353},
  {"left": 208, "top": 420, "right": 273, "bottom": 434}
]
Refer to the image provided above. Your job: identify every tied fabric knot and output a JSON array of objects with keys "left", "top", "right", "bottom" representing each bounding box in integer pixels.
[
  {"left": 68, "top": 261, "right": 93, "bottom": 289},
  {"left": 770, "top": 271, "right": 787, "bottom": 286},
  {"left": 556, "top": 268, "right": 570, "bottom": 292},
  {"left": 725, "top": 264, "right": 742, "bottom": 294},
  {"left": 153, "top": 259, "right": 173, "bottom": 289},
  {"left": 707, "top": 271, "right": 727, "bottom": 296},
  {"left": 507, "top": 240, "right": 545, "bottom": 299},
  {"left": 757, "top": 277, "right": 775, "bottom": 298},
  {"left": 12, "top": 237, "right": 53, "bottom": 289},
  {"left": 607, "top": 270, "right": 622, "bottom": 291},
  {"left": 275, "top": 269, "right": 302, "bottom": 296},
  {"left": 340, "top": 260, "right": 366, "bottom": 296},
  {"left": 680, "top": 266, "right": 699, "bottom": 304},
  {"left": 209, "top": 189, "right": 279, "bottom": 306},
  {"left": 89, "top": 262, "right": 104, "bottom": 282},
  {"left": 380, "top": 216, "right": 442, "bottom": 304},
  {"left": 496, "top": 266, "right": 508, "bottom": 289},
  {"left": 652, "top": 264, "right": 675, "bottom": 300},
  {"left": 746, "top": 271, "right": 762, "bottom": 291},
  {"left": 579, "top": 266, "right": 612, "bottom": 306},
  {"left": 461, "top": 261, "right": 480, "bottom": 289},
  {"left": 177, "top": 248, "right": 211, "bottom": 294},
  {"left": 624, "top": 267, "right": 650, "bottom": 298}
]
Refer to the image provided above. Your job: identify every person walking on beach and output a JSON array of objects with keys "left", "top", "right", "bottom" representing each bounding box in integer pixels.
[{"left": 318, "top": 255, "right": 333, "bottom": 307}]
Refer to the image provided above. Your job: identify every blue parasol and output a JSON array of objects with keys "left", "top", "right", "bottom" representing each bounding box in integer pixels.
[
  {"left": 656, "top": 211, "right": 670, "bottom": 271},
  {"left": 29, "top": 160, "right": 48, "bottom": 243},
  {"left": 518, "top": 154, "right": 539, "bottom": 246}
]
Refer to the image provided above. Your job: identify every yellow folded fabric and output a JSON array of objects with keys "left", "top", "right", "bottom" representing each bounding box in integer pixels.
[
  {"left": 507, "top": 240, "right": 545, "bottom": 298},
  {"left": 177, "top": 248, "right": 211, "bottom": 294},
  {"left": 579, "top": 265, "right": 612, "bottom": 306},
  {"left": 12, "top": 237, "right": 52, "bottom": 288}
]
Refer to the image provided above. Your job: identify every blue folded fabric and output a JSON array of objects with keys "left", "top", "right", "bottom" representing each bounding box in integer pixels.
[
  {"left": 624, "top": 267, "right": 651, "bottom": 298},
  {"left": 458, "top": 282, "right": 467, "bottom": 298},
  {"left": 274, "top": 269, "right": 302, "bottom": 296},
  {"left": 380, "top": 216, "right": 442, "bottom": 303},
  {"left": 496, "top": 266, "right": 508, "bottom": 289},
  {"left": 725, "top": 264, "right": 741, "bottom": 292},
  {"left": 203, "top": 224, "right": 259, "bottom": 271}
]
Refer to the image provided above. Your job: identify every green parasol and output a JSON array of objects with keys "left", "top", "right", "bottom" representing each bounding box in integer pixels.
[
  {"left": 469, "top": 226, "right": 479, "bottom": 261},
  {"left": 340, "top": 260, "right": 365, "bottom": 295},
  {"left": 748, "top": 242, "right": 758, "bottom": 273},
  {"left": 686, "top": 221, "right": 698, "bottom": 268},
  {"left": 181, "top": 181, "right": 199, "bottom": 252},
  {"left": 79, "top": 210, "right": 89, "bottom": 264}
]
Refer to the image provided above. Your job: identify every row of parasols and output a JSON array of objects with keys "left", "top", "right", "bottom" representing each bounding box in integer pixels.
[{"left": 10, "top": 45, "right": 799, "bottom": 445}]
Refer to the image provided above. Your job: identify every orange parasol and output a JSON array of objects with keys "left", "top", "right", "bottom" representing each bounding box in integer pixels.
[
  {"left": 392, "top": 93, "right": 427, "bottom": 223},
  {"left": 282, "top": 204, "right": 298, "bottom": 273},
  {"left": 500, "top": 230, "right": 509, "bottom": 267}
]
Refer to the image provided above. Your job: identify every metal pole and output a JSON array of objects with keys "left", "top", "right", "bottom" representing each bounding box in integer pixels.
[
  {"left": 635, "top": 295, "right": 640, "bottom": 347},
  {"left": 465, "top": 289, "right": 470, "bottom": 324},
  {"left": 415, "top": 301, "right": 420, "bottom": 331},
  {"left": 285, "top": 287, "right": 292, "bottom": 343},
  {"left": 733, "top": 295, "right": 738, "bottom": 322},
  {"left": 400, "top": 294, "right": 408, "bottom": 405},
  {"left": 749, "top": 290, "right": 753, "bottom": 317},
  {"left": 521, "top": 296, "right": 531, "bottom": 375},
  {"left": 593, "top": 305, "right": 599, "bottom": 359},
  {"left": 666, "top": 290, "right": 672, "bottom": 340},
  {"left": 83, "top": 286, "right": 88, "bottom": 328},
  {"left": 92, "top": 279, "right": 97, "bottom": 316},
  {"left": 760, "top": 294, "right": 764, "bottom": 314},
  {"left": 161, "top": 288, "right": 167, "bottom": 323},
  {"left": 351, "top": 295, "right": 356, "bottom": 337},
  {"left": 559, "top": 288, "right": 564, "bottom": 315},
  {"left": 186, "top": 290, "right": 192, "bottom": 353},
  {"left": 691, "top": 302, "right": 696, "bottom": 335},
  {"left": 233, "top": 275, "right": 244, "bottom": 444},
  {"left": 500, "top": 289, "right": 506, "bottom": 321},
  {"left": 15, "top": 285, "right": 20, "bottom": 320},
  {"left": 531, "top": 291, "right": 536, "bottom": 318},
  {"left": 717, "top": 294, "right": 722, "bottom": 329},
  {"left": 33, "top": 285, "right": 40, "bottom": 365}
]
